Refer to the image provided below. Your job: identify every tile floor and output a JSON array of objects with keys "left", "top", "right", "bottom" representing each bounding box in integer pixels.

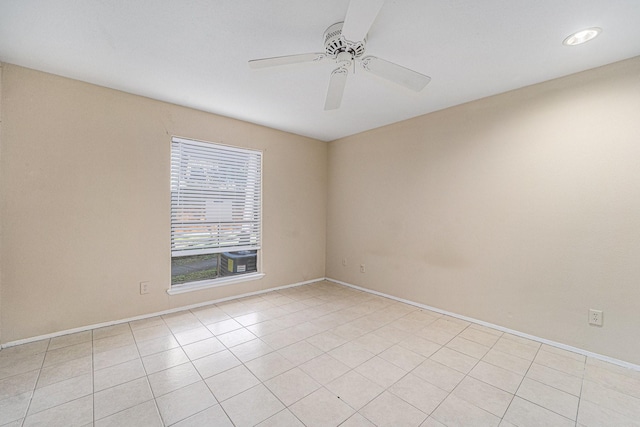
[{"left": 1, "top": 281, "right": 639, "bottom": 426}]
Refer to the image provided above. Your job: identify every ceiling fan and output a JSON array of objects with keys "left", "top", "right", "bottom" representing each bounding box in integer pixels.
[{"left": 248, "top": 0, "right": 431, "bottom": 110}]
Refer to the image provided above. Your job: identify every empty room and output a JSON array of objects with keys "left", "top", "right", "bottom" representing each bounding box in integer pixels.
[{"left": 1, "top": 1, "right": 640, "bottom": 426}]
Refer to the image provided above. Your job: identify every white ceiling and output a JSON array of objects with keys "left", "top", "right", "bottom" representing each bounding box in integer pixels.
[{"left": 1, "top": 0, "right": 640, "bottom": 141}]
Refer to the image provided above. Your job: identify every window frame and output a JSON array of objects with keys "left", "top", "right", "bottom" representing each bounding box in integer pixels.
[{"left": 168, "top": 136, "right": 264, "bottom": 294}]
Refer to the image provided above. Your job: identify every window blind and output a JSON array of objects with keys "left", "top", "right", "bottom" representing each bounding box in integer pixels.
[{"left": 171, "top": 137, "right": 262, "bottom": 257}]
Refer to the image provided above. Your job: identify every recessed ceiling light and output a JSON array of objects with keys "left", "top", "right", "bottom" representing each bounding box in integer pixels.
[{"left": 563, "top": 27, "right": 602, "bottom": 46}]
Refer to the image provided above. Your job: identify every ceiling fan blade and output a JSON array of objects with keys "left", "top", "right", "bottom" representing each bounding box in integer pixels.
[
  {"left": 360, "top": 56, "right": 431, "bottom": 91},
  {"left": 341, "top": 0, "right": 384, "bottom": 42},
  {"left": 248, "top": 53, "right": 326, "bottom": 69},
  {"left": 324, "top": 67, "right": 349, "bottom": 110}
]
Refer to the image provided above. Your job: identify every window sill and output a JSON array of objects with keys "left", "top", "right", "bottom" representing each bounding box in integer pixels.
[{"left": 167, "top": 272, "right": 265, "bottom": 295}]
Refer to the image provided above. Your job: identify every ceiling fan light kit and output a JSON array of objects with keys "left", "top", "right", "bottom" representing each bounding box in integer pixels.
[{"left": 248, "top": 0, "right": 431, "bottom": 110}]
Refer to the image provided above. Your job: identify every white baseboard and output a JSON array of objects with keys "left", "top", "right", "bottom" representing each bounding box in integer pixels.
[
  {"left": 326, "top": 277, "right": 640, "bottom": 372},
  {"left": 1, "top": 277, "right": 324, "bottom": 350}
]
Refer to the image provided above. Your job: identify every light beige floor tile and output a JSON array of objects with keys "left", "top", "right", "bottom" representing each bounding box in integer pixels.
[
  {"left": 23, "top": 395, "right": 92, "bottom": 427},
  {"left": 516, "top": 378, "right": 579, "bottom": 420},
  {"left": 0, "top": 341, "right": 49, "bottom": 364},
  {"left": 305, "top": 331, "right": 347, "bottom": 352},
  {"left": 581, "top": 379, "right": 640, "bottom": 420},
  {"left": 247, "top": 320, "right": 286, "bottom": 337},
  {"left": 300, "top": 354, "right": 350, "bottom": 385},
  {"left": 229, "top": 338, "right": 274, "bottom": 362},
  {"left": 534, "top": 349, "right": 585, "bottom": 377},
  {"left": 93, "top": 344, "right": 139, "bottom": 370},
  {"left": 432, "top": 317, "right": 469, "bottom": 335},
  {"left": 192, "top": 348, "right": 241, "bottom": 379},
  {"left": 421, "top": 417, "right": 447, "bottom": 427},
  {"left": 389, "top": 373, "right": 448, "bottom": 414},
  {"left": 131, "top": 324, "right": 172, "bottom": 342},
  {"left": 94, "top": 377, "right": 153, "bottom": 420},
  {"left": 432, "top": 394, "right": 500, "bottom": 427},
  {"left": 95, "top": 400, "right": 162, "bottom": 427},
  {"left": 277, "top": 341, "right": 324, "bottom": 366},
  {"left": 264, "top": 367, "right": 320, "bottom": 406},
  {"left": 289, "top": 387, "right": 354, "bottom": 427},
  {"left": 373, "top": 325, "right": 413, "bottom": 344},
  {"left": 93, "top": 332, "right": 135, "bottom": 354},
  {"left": 504, "top": 396, "right": 574, "bottom": 427},
  {"left": 129, "top": 316, "right": 166, "bottom": 331},
  {"left": 191, "top": 306, "right": 230, "bottom": 325},
  {"left": 94, "top": 358, "right": 146, "bottom": 392},
  {"left": 526, "top": 362, "right": 582, "bottom": 396},
  {"left": 156, "top": 380, "right": 217, "bottom": 425},
  {"left": 483, "top": 348, "right": 532, "bottom": 376},
  {"left": 205, "top": 364, "right": 260, "bottom": 402},
  {"left": 174, "top": 326, "right": 214, "bottom": 346},
  {"left": 28, "top": 373, "right": 92, "bottom": 415},
  {"left": 0, "top": 370, "right": 39, "bottom": 400},
  {"left": 431, "top": 346, "right": 479, "bottom": 374},
  {"left": 338, "top": 412, "right": 376, "bottom": 427},
  {"left": 142, "top": 347, "right": 189, "bottom": 374},
  {"left": 413, "top": 358, "right": 465, "bottom": 392},
  {"left": 458, "top": 327, "right": 501, "bottom": 347},
  {"left": 0, "top": 391, "right": 32, "bottom": 425},
  {"left": 181, "top": 336, "right": 225, "bottom": 361},
  {"left": 577, "top": 399, "right": 640, "bottom": 427},
  {"left": 500, "top": 333, "right": 540, "bottom": 348},
  {"left": 541, "top": 344, "right": 585, "bottom": 362},
  {"left": 135, "top": 334, "right": 180, "bottom": 357},
  {"left": 379, "top": 344, "right": 426, "bottom": 371},
  {"left": 148, "top": 361, "right": 201, "bottom": 397},
  {"left": 245, "top": 352, "right": 294, "bottom": 381},
  {"left": 584, "top": 362, "right": 640, "bottom": 399},
  {"left": 446, "top": 336, "right": 491, "bottom": 359},
  {"left": 469, "top": 361, "right": 523, "bottom": 394},
  {"left": 42, "top": 342, "right": 92, "bottom": 367},
  {"left": 332, "top": 321, "right": 370, "bottom": 340},
  {"left": 352, "top": 333, "right": 395, "bottom": 354},
  {"left": 221, "top": 384, "right": 285, "bottom": 427},
  {"left": 217, "top": 328, "right": 257, "bottom": 348},
  {"left": 453, "top": 376, "right": 513, "bottom": 418},
  {"left": 326, "top": 370, "right": 384, "bottom": 410},
  {"left": 492, "top": 337, "right": 540, "bottom": 361},
  {"left": 93, "top": 324, "right": 131, "bottom": 340},
  {"left": 398, "top": 336, "right": 442, "bottom": 358},
  {"left": 48, "top": 331, "right": 92, "bottom": 351},
  {"left": 328, "top": 342, "right": 375, "bottom": 369},
  {"left": 235, "top": 311, "right": 270, "bottom": 327},
  {"left": 163, "top": 313, "right": 202, "bottom": 334},
  {"left": 206, "top": 318, "right": 243, "bottom": 335},
  {"left": 0, "top": 352, "right": 46, "bottom": 381},
  {"left": 37, "top": 355, "right": 92, "bottom": 389},
  {"left": 355, "top": 356, "right": 407, "bottom": 388},
  {"left": 261, "top": 328, "right": 305, "bottom": 350},
  {"left": 173, "top": 404, "right": 233, "bottom": 427},
  {"left": 360, "top": 391, "right": 427, "bottom": 427}
]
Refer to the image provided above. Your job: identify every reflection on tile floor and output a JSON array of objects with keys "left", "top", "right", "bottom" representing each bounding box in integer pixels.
[{"left": 1, "top": 280, "right": 639, "bottom": 426}]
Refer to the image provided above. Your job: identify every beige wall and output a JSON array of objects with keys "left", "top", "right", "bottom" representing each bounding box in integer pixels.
[
  {"left": 327, "top": 57, "right": 640, "bottom": 365},
  {"left": 0, "top": 64, "right": 327, "bottom": 344}
]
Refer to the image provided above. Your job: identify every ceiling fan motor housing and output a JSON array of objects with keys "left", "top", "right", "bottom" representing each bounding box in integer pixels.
[{"left": 324, "top": 22, "right": 366, "bottom": 59}]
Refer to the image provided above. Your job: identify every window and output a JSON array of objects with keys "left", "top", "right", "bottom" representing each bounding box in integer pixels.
[{"left": 170, "top": 137, "right": 262, "bottom": 292}]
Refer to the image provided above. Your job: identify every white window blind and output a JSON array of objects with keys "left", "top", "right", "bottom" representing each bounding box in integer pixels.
[{"left": 171, "top": 137, "right": 262, "bottom": 257}]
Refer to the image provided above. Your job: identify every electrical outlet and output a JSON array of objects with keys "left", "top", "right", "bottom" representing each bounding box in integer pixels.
[
  {"left": 140, "top": 281, "right": 150, "bottom": 295},
  {"left": 342, "top": 258, "right": 347, "bottom": 266},
  {"left": 589, "top": 309, "right": 603, "bottom": 326},
  {"left": 360, "top": 264, "right": 366, "bottom": 273}
]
